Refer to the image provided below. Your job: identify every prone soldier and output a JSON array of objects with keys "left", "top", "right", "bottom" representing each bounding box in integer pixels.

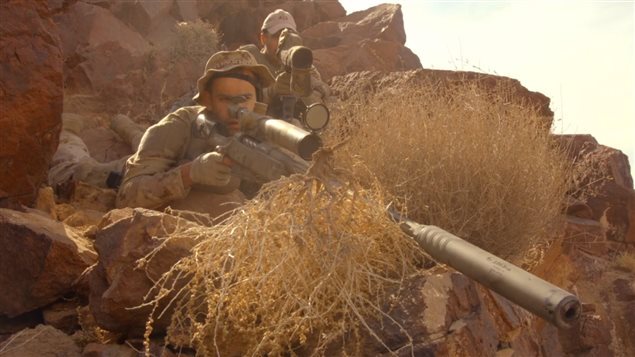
[{"left": 115, "top": 50, "right": 274, "bottom": 218}]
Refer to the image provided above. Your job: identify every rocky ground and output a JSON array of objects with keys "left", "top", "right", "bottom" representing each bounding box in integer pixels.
[{"left": 1, "top": 0, "right": 633, "bottom": 356}]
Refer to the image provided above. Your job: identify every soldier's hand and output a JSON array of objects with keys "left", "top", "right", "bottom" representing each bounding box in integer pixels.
[{"left": 189, "top": 152, "right": 232, "bottom": 187}]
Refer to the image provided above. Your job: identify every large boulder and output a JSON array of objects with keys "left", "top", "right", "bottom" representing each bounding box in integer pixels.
[
  {"left": 321, "top": 270, "right": 562, "bottom": 356},
  {"left": 330, "top": 69, "right": 554, "bottom": 125},
  {"left": 303, "top": 4, "right": 408, "bottom": 49},
  {"left": 89, "top": 208, "right": 201, "bottom": 335},
  {"left": 0, "top": 0, "right": 64, "bottom": 206},
  {"left": 556, "top": 134, "right": 635, "bottom": 243},
  {"left": 53, "top": 1, "right": 150, "bottom": 93},
  {"left": 304, "top": 4, "right": 422, "bottom": 81},
  {"left": 0, "top": 208, "right": 97, "bottom": 317}
]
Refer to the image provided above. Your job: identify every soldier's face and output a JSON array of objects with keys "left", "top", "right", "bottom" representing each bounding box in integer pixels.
[
  {"left": 203, "top": 77, "right": 257, "bottom": 135},
  {"left": 260, "top": 31, "right": 281, "bottom": 56}
]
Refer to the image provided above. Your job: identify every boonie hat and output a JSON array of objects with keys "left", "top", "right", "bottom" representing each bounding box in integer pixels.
[
  {"left": 193, "top": 50, "right": 275, "bottom": 103},
  {"left": 261, "top": 9, "right": 297, "bottom": 34}
]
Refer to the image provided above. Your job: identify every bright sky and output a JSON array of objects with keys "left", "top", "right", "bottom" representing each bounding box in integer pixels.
[{"left": 339, "top": 0, "right": 635, "bottom": 180}]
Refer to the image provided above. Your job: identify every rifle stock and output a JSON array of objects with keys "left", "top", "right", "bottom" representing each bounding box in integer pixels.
[{"left": 219, "top": 107, "right": 581, "bottom": 329}]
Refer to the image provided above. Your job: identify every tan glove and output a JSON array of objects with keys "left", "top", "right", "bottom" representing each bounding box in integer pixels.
[{"left": 189, "top": 152, "right": 231, "bottom": 187}]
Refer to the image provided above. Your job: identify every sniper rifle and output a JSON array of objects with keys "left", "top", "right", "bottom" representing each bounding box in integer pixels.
[{"left": 198, "top": 105, "right": 582, "bottom": 329}]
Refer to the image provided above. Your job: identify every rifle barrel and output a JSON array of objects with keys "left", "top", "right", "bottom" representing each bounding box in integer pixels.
[{"left": 396, "top": 215, "right": 581, "bottom": 329}]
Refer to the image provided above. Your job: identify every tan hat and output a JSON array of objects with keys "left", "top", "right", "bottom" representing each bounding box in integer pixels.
[
  {"left": 193, "top": 50, "right": 275, "bottom": 103},
  {"left": 261, "top": 9, "right": 297, "bottom": 34}
]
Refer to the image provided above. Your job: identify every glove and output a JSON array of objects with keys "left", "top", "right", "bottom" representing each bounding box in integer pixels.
[{"left": 189, "top": 152, "right": 232, "bottom": 187}]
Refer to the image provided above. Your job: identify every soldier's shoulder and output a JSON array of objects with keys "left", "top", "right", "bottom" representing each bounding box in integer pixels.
[
  {"left": 162, "top": 106, "right": 205, "bottom": 124},
  {"left": 239, "top": 44, "right": 269, "bottom": 64},
  {"left": 239, "top": 44, "right": 260, "bottom": 55}
]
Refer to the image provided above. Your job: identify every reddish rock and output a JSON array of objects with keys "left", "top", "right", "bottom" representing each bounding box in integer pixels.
[
  {"left": 563, "top": 216, "right": 608, "bottom": 256},
  {"left": 330, "top": 69, "right": 554, "bottom": 123},
  {"left": 301, "top": 4, "right": 421, "bottom": 81},
  {"left": 110, "top": 0, "right": 174, "bottom": 37},
  {"left": 0, "top": 310, "right": 42, "bottom": 335},
  {"left": 82, "top": 342, "right": 136, "bottom": 357},
  {"left": 559, "top": 313, "right": 614, "bottom": 356},
  {"left": 555, "top": 134, "right": 635, "bottom": 243},
  {"left": 314, "top": 269, "right": 555, "bottom": 356},
  {"left": 0, "top": 208, "right": 97, "bottom": 317},
  {"left": 303, "top": 4, "right": 408, "bottom": 49},
  {"left": 53, "top": 1, "right": 150, "bottom": 93},
  {"left": 0, "top": 0, "right": 64, "bottom": 206},
  {"left": 89, "top": 208, "right": 200, "bottom": 335},
  {"left": 173, "top": 0, "right": 199, "bottom": 22},
  {"left": 313, "top": 39, "right": 421, "bottom": 82},
  {"left": 613, "top": 278, "right": 635, "bottom": 302},
  {"left": 42, "top": 300, "right": 81, "bottom": 334}
]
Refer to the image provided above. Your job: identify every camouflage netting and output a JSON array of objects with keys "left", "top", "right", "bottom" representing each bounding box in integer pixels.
[{"left": 142, "top": 157, "right": 427, "bottom": 355}]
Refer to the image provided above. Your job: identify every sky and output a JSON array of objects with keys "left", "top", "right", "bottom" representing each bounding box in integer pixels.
[{"left": 339, "top": 0, "right": 635, "bottom": 180}]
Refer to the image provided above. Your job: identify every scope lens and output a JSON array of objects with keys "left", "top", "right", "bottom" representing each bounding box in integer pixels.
[{"left": 303, "top": 104, "right": 330, "bottom": 131}]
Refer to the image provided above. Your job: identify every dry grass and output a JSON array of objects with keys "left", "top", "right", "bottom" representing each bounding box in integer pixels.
[
  {"left": 615, "top": 251, "right": 635, "bottom": 272},
  {"left": 143, "top": 168, "right": 427, "bottom": 355},
  {"left": 141, "top": 77, "right": 577, "bottom": 354},
  {"left": 324, "top": 79, "right": 572, "bottom": 262}
]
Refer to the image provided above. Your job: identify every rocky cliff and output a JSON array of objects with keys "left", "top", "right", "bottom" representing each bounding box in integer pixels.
[{"left": 0, "top": 1, "right": 633, "bottom": 356}]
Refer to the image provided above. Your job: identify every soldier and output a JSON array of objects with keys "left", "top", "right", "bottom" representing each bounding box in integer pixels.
[
  {"left": 48, "top": 113, "right": 144, "bottom": 191},
  {"left": 116, "top": 50, "right": 274, "bottom": 218},
  {"left": 239, "top": 9, "right": 331, "bottom": 119}
]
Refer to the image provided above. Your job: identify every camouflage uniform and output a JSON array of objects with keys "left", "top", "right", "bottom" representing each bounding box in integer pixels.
[{"left": 116, "top": 106, "right": 243, "bottom": 218}]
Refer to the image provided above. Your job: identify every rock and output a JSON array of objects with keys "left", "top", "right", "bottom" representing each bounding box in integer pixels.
[
  {"left": 54, "top": 1, "right": 150, "bottom": 57},
  {"left": 71, "top": 182, "right": 118, "bottom": 213},
  {"left": 82, "top": 342, "right": 136, "bottom": 357},
  {"left": 0, "top": 310, "right": 42, "bottom": 336},
  {"left": 303, "top": 4, "right": 408, "bottom": 49},
  {"left": 174, "top": 0, "right": 199, "bottom": 22},
  {"left": 89, "top": 208, "right": 201, "bottom": 335},
  {"left": 559, "top": 313, "right": 613, "bottom": 356},
  {"left": 111, "top": 0, "right": 175, "bottom": 37},
  {"left": 53, "top": 1, "right": 150, "bottom": 93},
  {"left": 613, "top": 278, "right": 635, "bottom": 302},
  {"left": 0, "top": 208, "right": 97, "bottom": 317},
  {"left": 313, "top": 39, "right": 421, "bottom": 82},
  {"left": 0, "top": 324, "right": 81, "bottom": 357},
  {"left": 42, "top": 300, "right": 81, "bottom": 334},
  {"left": 555, "top": 134, "right": 635, "bottom": 243},
  {"left": 330, "top": 69, "right": 554, "bottom": 124},
  {"left": 0, "top": 0, "right": 64, "bottom": 206},
  {"left": 34, "top": 186, "right": 59, "bottom": 220},
  {"left": 317, "top": 269, "right": 552, "bottom": 356},
  {"left": 563, "top": 216, "right": 608, "bottom": 256},
  {"left": 301, "top": 4, "right": 421, "bottom": 81}
]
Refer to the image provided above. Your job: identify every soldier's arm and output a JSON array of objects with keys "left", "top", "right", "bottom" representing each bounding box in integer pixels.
[{"left": 116, "top": 113, "right": 192, "bottom": 209}]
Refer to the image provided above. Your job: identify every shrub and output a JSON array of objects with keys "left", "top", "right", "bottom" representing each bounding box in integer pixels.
[
  {"left": 324, "top": 79, "right": 571, "bottom": 261},
  {"left": 170, "top": 20, "right": 220, "bottom": 67},
  {"left": 144, "top": 174, "right": 426, "bottom": 355}
]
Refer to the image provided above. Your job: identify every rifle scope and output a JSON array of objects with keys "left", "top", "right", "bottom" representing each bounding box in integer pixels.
[{"left": 229, "top": 105, "right": 322, "bottom": 161}]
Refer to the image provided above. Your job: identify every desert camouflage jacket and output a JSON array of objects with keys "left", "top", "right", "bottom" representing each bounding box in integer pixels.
[{"left": 116, "top": 106, "right": 243, "bottom": 215}]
